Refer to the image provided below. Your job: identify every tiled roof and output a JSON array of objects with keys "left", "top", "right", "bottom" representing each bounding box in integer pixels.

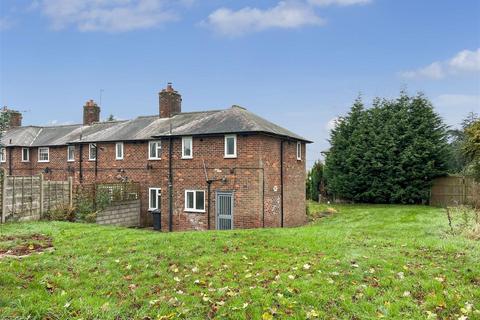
[{"left": 1, "top": 106, "right": 311, "bottom": 147}]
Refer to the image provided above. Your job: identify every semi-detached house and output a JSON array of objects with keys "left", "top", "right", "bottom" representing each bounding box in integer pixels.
[{"left": 0, "top": 84, "right": 311, "bottom": 231}]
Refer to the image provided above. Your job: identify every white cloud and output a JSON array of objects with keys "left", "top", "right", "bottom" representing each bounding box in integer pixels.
[
  {"left": 308, "top": 0, "right": 371, "bottom": 6},
  {"left": 448, "top": 49, "right": 480, "bottom": 72},
  {"left": 203, "top": 1, "right": 325, "bottom": 37},
  {"left": 34, "top": 0, "right": 188, "bottom": 32},
  {"left": 400, "top": 48, "right": 480, "bottom": 80},
  {"left": 400, "top": 62, "right": 445, "bottom": 80}
]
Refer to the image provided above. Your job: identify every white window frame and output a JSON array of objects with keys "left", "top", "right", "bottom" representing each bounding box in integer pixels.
[
  {"left": 296, "top": 142, "right": 302, "bottom": 161},
  {"left": 182, "top": 136, "right": 193, "bottom": 159},
  {"left": 148, "top": 140, "right": 162, "bottom": 160},
  {"left": 224, "top": 134, "right": 237, "bottom": 158},
  {"left": 185, "top": 190, "right": 206, "bottom": 213},
  {"left": 148, "top": 188, "right": 161, "bottom": 210},
  {"left": 22, "top": 148, "right": 30, "bottom": 162},
  {"left": 115, "top": 142, "right": 124, "bottom": 160},
  {"left": 0, "top": 148, "right": 6, "bottom": 163},
  {"left": 67, "top": 145, "right": 75, "bottom": 162},
  {"left": 38, "top": 147, "right": 50, "bottom": 163},
  {"left": 88, "top": 143, "right": 97, "bottom": 161}
]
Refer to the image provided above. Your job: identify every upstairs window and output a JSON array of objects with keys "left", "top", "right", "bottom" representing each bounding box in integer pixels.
[
  {"left": 22, "top": 148, "right": 30, "bottom": 162},
  {"left": 38, "top": 147, "right": 49, "bottom": 162},
  {"left": 116, "top": 142, "right": 124, "bottom": 160},
  {"left": 224, "top": 134, "right": 237, "bottom": 158},
  {"left": 149, "top": 140, "right": 162, "bottom": 160},
  {"left": 182, "top": 136, "right": 193, "bottom": 159},
  {"left": 296, "top": 142, "right": 302, "bottom": 161},
  {"left": 149, "top": 188, "right": 161, "bottom": 210},
  {"left": 185, "top": 190, "right": 205, "bottom": 212},
  {"left": 0, "top": 148, "right": 6, "bottom": 163},
  {"left": 89, "top": 143, "right": 97, "bottom": 161},
  {"left": 67, "top": 146, "right": 75, "bottom": 162}
]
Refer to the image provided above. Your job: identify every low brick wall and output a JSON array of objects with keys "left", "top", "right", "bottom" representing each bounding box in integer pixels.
[{"left": 96, "top": 200, "right": 140, "bottom": 227}]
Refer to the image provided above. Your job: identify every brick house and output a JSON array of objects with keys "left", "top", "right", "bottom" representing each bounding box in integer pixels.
[{"left": 0, "top": 84, "right": 311, "bottom": 231}]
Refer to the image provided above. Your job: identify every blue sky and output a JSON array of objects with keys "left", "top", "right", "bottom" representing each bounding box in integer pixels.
[{"left": 1, "top": 0, "right": 479, "bottom": 166}]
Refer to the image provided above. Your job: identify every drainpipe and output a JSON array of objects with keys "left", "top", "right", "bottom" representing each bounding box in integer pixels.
[
  {"left": 280, "top": 140, "right": 284, "bottom": 228},
  {"left": 8, "top": 147, "right": 12, "bottom": 175},
  {"left": 79, "top": 144, "right": 83, "bottom": 183},
  {"left": 168, "top": 137, "right": 173, "bottom": 232},
  {"left": 262, "top": 167, "right": 265, "bottom": 228},
  {"left": 94, "top": 144, "right": 98, "bottom": 179},
  {"left": 207, "top": 180, "right": 212, "bottom": 230}
]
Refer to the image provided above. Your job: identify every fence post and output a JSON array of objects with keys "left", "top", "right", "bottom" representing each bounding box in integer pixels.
[
  {"left": 39, "top": 173, "right": 44, "bottom": 217},
  {"left": 68, "top": 177, "right": 73, "bottom": 207},
  {"left": 1, "top": 169, "right": 6, "bottom": 223}
]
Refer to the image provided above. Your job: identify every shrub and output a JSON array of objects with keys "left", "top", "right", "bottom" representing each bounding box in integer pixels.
[
  {"left": 43, "top": 204, "right": 76, "bottom": 222},
  {"left": 73, "top": 189, "right": 111, "bottom": 223},
  {"left": 445, "top": 206, "right": 480, "bottom": 240}
]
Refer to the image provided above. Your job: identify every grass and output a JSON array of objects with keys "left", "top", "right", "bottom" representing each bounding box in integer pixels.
[{"left": 0, "top": 203, "right": 479, "bottom": 319}]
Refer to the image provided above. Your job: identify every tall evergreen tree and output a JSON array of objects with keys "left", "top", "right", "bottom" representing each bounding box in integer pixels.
[
  {"left": 325, "top": 92, "right": 450, "bottom": 204},
  {"left": 306, "top": 161, "right": 324, "bottom": 201}
]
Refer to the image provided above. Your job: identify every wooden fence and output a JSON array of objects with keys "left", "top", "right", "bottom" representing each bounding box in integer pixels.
[
  {"left": 0, "top": 172, "right": 73, "bottom": 223},
  {"left": 430, "top": 176, "right": 479, "bottom": 207}
]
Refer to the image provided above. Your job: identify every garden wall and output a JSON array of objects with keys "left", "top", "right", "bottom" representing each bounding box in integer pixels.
[{"left": 96, "top": 200, "right": 140, "bottom": 227}]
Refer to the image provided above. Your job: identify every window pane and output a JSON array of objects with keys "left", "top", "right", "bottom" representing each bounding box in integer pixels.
[
  {"left": 68, "top": 146, "right": 74, "bottom": 160},
  {"left": 116, "top": 143, "right": 123, "bottom": 158},
  {"left": 150, "top": 189, "right": 157, "bottom": 209},
  {"left": 150, "top": 142, "right": 158, "bottom": 158},
  {"left": 227, "top": 137, "right": 235, "bottom": 155},
  {"left": 90, "top": 144, "right": 96, "bottom": 159},
  {"left": 186, "top": 191, "right": 194, "bottom": 209},
  {"left": 183, "top": 138, "right": 191, "bottom": 156},
  {"left": 39, "top": 148, "right": 48, "bottom": 161},
  {"left": 196, "top": 191, "right": 205, "bottom": 210}
]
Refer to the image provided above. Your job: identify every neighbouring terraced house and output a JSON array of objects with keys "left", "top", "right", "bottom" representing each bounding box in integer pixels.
[{"left": 0, "top": 84, "right": 311, "bottom": 231}]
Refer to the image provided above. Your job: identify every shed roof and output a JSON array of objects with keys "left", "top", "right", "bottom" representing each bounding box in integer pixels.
[{"left": 1, "top": 106, "right": 311, "bottom": 147}]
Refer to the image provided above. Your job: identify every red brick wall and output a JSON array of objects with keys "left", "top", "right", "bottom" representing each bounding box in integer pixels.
[{"left": 1, "top": 134, "right": 307, "bottom": 230}]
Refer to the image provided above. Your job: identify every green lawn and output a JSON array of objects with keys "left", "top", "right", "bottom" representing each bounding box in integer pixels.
[{"left": 0, "top": 204, "right": 479, "bottom": 319}]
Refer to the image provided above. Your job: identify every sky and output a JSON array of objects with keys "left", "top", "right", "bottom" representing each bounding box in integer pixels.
[{"left": 1, "top": 0, "right": 479, "bottom": 167}]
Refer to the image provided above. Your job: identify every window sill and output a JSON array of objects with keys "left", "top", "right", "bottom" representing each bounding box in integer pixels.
[
  {"left": 67, "top": 160, "right": 74, "bottom": 162},
  {"left": 224, "top": 155, "right": 237, "bottom": 159},
  {"left": 184, "top": 209, "right": 205, "bottom": 214},
  {"left": 148, "top": 158, "right": 162, "bottom": 161},
  {"left": 38, "top": 161, "right": 50, "bottom": 163},
  {"left": 181, "top": 156, "right": 193, "bottom": 160},
  {"left": 88, "top": 159, "right": 96, "bottom": 162},
  {"left": 116, "top": 158, "right": 124, "bottom": 161}
]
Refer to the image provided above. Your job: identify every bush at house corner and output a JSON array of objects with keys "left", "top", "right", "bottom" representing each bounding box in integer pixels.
[{"left": 324, "top": 92, "right": 450, "bottom": 204}]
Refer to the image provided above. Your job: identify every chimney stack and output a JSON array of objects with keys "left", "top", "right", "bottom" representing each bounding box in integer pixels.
[
  {"left": 83, "top": 100, "right": 100, "bottom": 125},
  {"left": 159, "top": 83, "right": 182, "bottom": 118},
  {"left": 1, "top": 107, "right": 22, "bottom": 129}
]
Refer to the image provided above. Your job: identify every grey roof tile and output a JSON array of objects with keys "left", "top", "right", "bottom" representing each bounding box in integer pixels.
[{"left": 1, "top": 106, "right": 311, "bottom": 147}]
